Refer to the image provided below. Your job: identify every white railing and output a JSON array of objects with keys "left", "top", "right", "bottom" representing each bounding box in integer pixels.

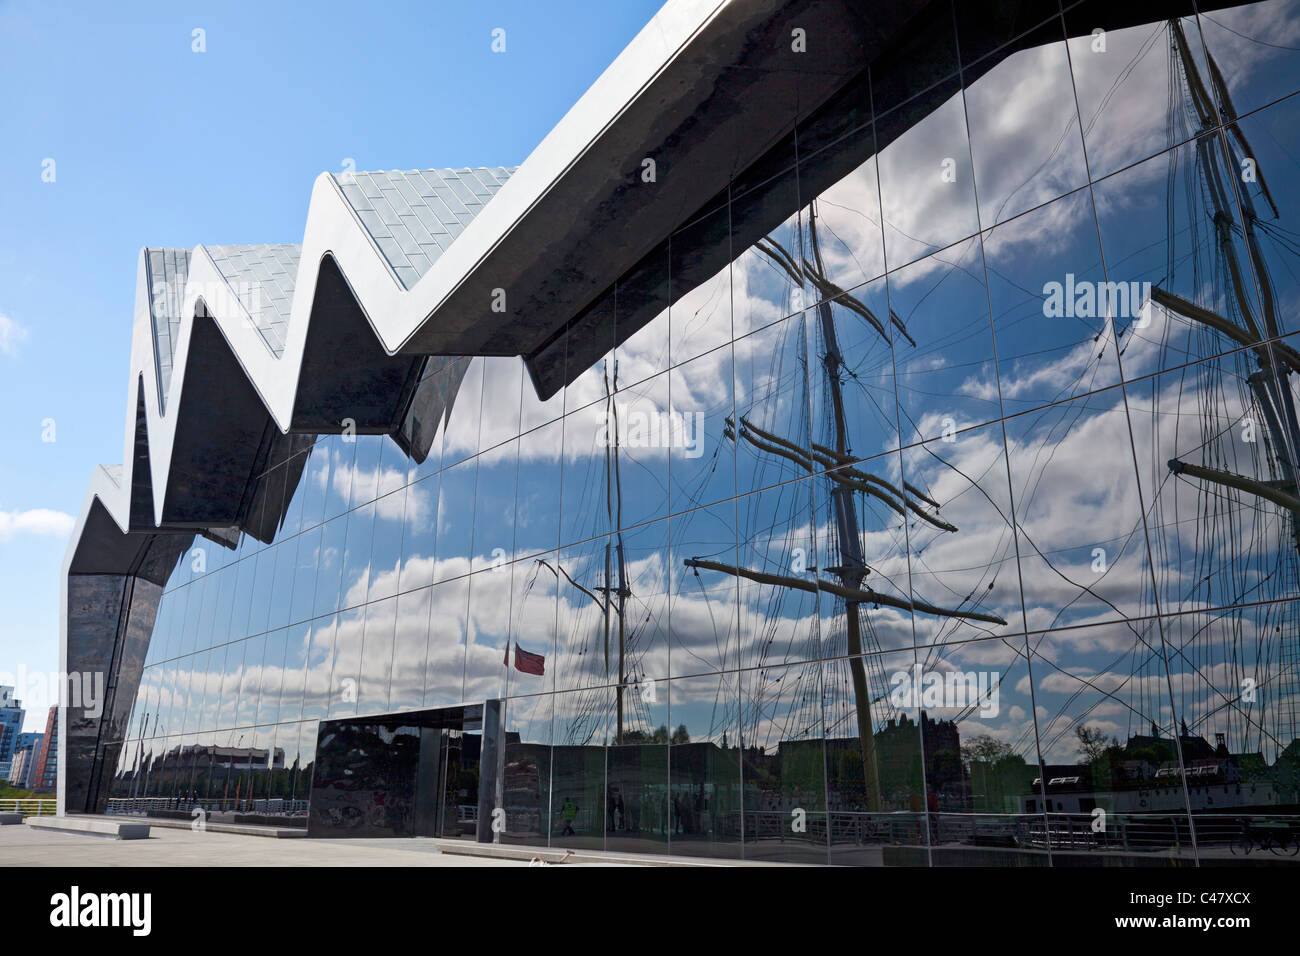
[
  {"left": 104, "top": 797, "right": 309, "bottom": 817},
  {"left": 0, "top": 798, "right": 56, "bottom": 816}
]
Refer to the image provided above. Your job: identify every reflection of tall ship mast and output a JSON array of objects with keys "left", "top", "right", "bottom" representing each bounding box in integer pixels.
[
  {"left": 536, "top": 358, "right": 638, "bottom": 746},
  {"left": 685, "top": 206, "right": 1007, "bottom": 812},
  {"left": 1017, "top": 19, "right": 1300, "bottom": 817},
  {"left": 1156, "top": 19, "right": 1300, "bottom": 759},
  {"left": 1139, "top": 21, "right": 1300, "bottom": 770}
]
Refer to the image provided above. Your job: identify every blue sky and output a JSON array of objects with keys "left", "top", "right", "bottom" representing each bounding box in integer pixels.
[{"left": 0, "top": 0, "right": 662, "bottom": 731}]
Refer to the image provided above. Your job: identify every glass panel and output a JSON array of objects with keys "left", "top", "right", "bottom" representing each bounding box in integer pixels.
[
  {"left": 1092, "top": 132, "right": 1262, "bottom": 377},
  {"left": 1229, "top": 92, "right": 1300, "bottom": 342},
  {"left": 890, "top": 237, "right": 1001, "bottom": 445},
  {"left": 348, "top": 435, "right": 382, "bottom": 510},
  {"left": 1161, "top": 602, "right": 1300, "bottom": 858},
  {"left": 876, "top": 77, "right": 981, "bottom": 270},
  {"left": 670, "top": 205, "right": 732, "bottom": 367},
  {"left": 983, "top": 188, "right": 1122, "bottom": 413},
  {"left": 398, "top": 474, "right": 439, "bottom": 593},
  {"left": 563, "top": 293, "right": 617, "bottom": 418},
  {"left": 323, "top": 435, "right": 356, "bottom": 522},
  {"left": 289, "top": 525, "right": 321, "bottom": 625},
  {"left": 669, "top": 354, "right": 732, "bottom": 515},
  {"left": 670, "top": 500, "right": 740, "bottom": 677},
  {"left": 313, "top": 515, "right": 348, "bottom": 619},
  {"left": 266, "top": 535, "right": 298, "bottom": 631},
  {"left": 798, "top": 122, "right": 886, "bottom": 304},
  {"left": 506, "top": 557, "right": 557, "bottom": 699},
  {"left": 731, "top": 149, "right": 803, "bottom": 341},
  {"left": 735, "top": 313, "right": 814, "bottom": 498},
  {"left": 368, "top": 484, "right": 407, "bottom": 602},
  {"left": 210, "top": 560, "right": 239, "bottom": 646},
  {"left": 433, "top": 457, "right": 476, "bottom": 584},
  {"left": 470, "top": 437, "right": 518, "bottom": 573},
  {"left": 443, "top": 357, "right": 485, "bottom": 467},
  {"left": 519, "top": 352, "right": 566, "bottom": 433},
  {"left": 617, "top": 519, "right": 671, "bottom": 708},
  {"left": 955, "top": 0, "right": 1066, "bottom": 70},
  {"left": 825, "top": 648, "right": 930, "bottom": 865},
  {"left": 810, "top": 446, "right": 915, "bottom": 659},
  {"left": 235, "top": 635, "right": 265, "bottom": 729},
  {"left": 902, "top": 420, "right": 1023, "bottom": 647},
  {"left": 514, "top": 419, "right": 563, "bottom": 560},
  {"left": 192, "top": 569, "right": 219, "bottom": 653},
  {"left": 963, "top": 15, "right": 1088, "bottom": 227},
  {"left": 607, "top": 656, "right": 669, "bottom": 855},
  {"left": 280, "top": 449, "right": 309, "bottom": 540},
  {"left": 1005, "top": 385, "right": 1157, "bottom": 630},
  {"left": 918, "top": 634, "right": 1046, "bottom": 865},
  {"left": 280, "top": 621, "right": 310, "bottom": 726},
  {"left": 616, "top": 243, "right": 671, "bottom": 387},
  {"left": 339, "top": 502, "right": 376, "bottom": 610},
  {"left": 501, "top": 693, "right": 552, "bottom": 847},
  {"left": 357, "top": 596, "right": 397, "bottom": 716},
  {"left": 560, "top": 385, "right": 612, "bottom": 547},
  {"left": 326, "top": 608, "right": 365, "bottom": 718},
  {"left": 376, "top": 434, "right": 410, "bottom": 500},
  {"left": 480, "top": 357, "right": 525, "bottom": 452},
  {"left": 390, "top": 588, "right": 431, "bottom": 713},
  {"left": 181, "top": 651, "right": 208, "bottom": 735},
  {"left": 425, "top": 577, "right": 469, "bottom": 708},
  {"left": 297, "top": 441, "right": 330, "bottom": 532},
  {"left": 552, "top": 536, "right": 612, "bottom": 694},
  {"left": 245, "top": 544, "right": 279, "bottom": 638},
  {"left": 174, "top": 580, "right": 202, "bottom": 660},
  {"left": 216, "top": 641, "right": 244, "bottom": 732},
  {"left": 806, "top": 277, "right": 899, "bottom": 470},
  {"left": 301, "top": 615, "right": 336, "bottom": 722},
  {"left": 1197, "top": 0, "right": 1300, "bottom": 119},
  {"left": 551, "top": 685, "right": 610, "bottom": 850},
  {"left": 466, "top": 570, "right": 511, "bottom": 704},
  {"left": 869, "top": 6, "right": 959, "bottom": 120},
  {"left": 144, "top": 592, "right": 171, "bottom": 667},
  {"left": 736, "top": 478, "right": 820, "bottom": 671},
  {"left": 740, "top": 661, "right": 829, "bottom": 863},
  {"left": 1065, "top": 2, "right": 1207, "bottom": 181},
  {"left": 605, "top": 371, "right": 672, "bottom": 529},
  {"left": 1128, "top": 353, "right": 1300, "bottom": 616},
  {"left": 161, "top": 585, "right": 189, "bottom": 662},
  {"left": 668, "top": 672, "right": 742, "bottom": 858},
  {"left": 255, "top": 628, "right": 289, "bottom": 727},
  {"left": 1028, "top": 620, "right": 1192, "bottom": 863}
]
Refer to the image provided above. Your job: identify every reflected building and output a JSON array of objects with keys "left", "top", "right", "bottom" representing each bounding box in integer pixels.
[{"left": 61, "top": 0, "right": 1300, "bottom": 864}]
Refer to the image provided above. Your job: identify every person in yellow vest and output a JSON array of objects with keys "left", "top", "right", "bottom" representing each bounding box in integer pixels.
[{"left": 560, "top": 796, "right": 578, "bottom": 836}]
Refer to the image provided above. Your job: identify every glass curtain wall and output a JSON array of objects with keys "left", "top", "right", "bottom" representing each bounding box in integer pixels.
[{"left": 104, "top": 0, "right": 1300, "bottom": 865}]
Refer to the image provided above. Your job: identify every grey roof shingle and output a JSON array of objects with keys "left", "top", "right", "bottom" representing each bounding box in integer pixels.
[
  {"left": 204, "top": 244, "right": 302, "bottom": 357},
  {"left": 334, "top": 167, "right": 515, "bottom": 289},
  {"left": 143, "top": 247, "right": 193, "bottom": 410},
  {"left": 138, "top": 170, "right": 506, "bottom": 408}
]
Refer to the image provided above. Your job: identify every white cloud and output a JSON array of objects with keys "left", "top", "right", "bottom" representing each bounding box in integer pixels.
[
  {"left": 0, "top": 508, "right": 74, "bottom": 540},
  {"left": 0, "top": 313, "right": 28, "bottom": 357}
]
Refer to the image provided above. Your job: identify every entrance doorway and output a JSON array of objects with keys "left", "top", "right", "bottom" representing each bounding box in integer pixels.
[{"left": 307, "top": 701, "right": 503, "bottom": 840}]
